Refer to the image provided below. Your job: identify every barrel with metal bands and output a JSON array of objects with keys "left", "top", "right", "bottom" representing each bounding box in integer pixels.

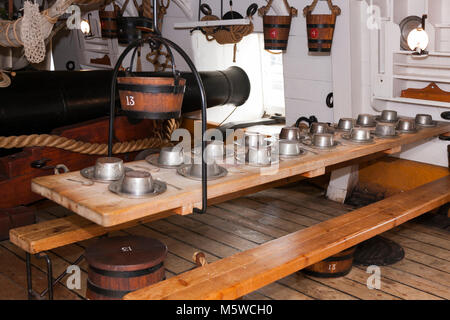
[
  {"left": 302, "top": 246, "right": 356, "bottom": 278},
  {"left": 263, "top": 15, "right": 292, "bottom": 51},
  {"left": 99, "top": 10, "right": 119, "bottom": 38},
  {"left": 306, "top": 13, "right": 337, "bottom": 53}
]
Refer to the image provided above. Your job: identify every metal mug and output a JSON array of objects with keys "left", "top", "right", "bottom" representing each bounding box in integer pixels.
[
  {"left": 337, "top": 118, "right": 355, "bottom": 131},
  {"left": 415, "top": 114, "right": 434, "bottom": 126},
  {"left": 120, "top": 170, "right": 154, "bottom": 195},
  {"left": 158, "top": 146, "right": 184, "bottom": 166},
  {"left": 397, "top": 118, "right": 416, "bottom": 132},
  {"left": 279, "top": 140, "right": 301, "bottom": 156},
  {"left": 310, "top": 122, "right": 330, "bottom": 134},
  {"left": 247, "top": 145, "right": 272, "bottom": 166},
  {"left": 312, "top": 133, "right": 334, "bottom": 148},
  {"left": 379, "top": 110, "right": 398, "bottom": 122},
  {"left": 350, "top": 128, "right": 372, "bottom": 141},
  {"left": 244, "top": 132, "right": 266, "bottom": 148},
  {"left": 279, "top": 127, "right": 301, "bottom": 141},
  {"left": 375, "top": 122, "right": 397, "bottom": 136},
  {"left": 93, "top": 157, "right": 125, "bottom": 181},
  {"left": 356, "top": 114, "right": 376, "bottom": 127}
]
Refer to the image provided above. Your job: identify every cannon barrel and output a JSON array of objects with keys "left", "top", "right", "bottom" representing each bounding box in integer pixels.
[{"left": 0, "top": 67, "right": 250, "bottom": 136}]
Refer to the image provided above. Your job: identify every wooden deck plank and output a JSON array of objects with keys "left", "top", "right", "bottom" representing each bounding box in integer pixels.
[{"left": 124, "top": 177, "right": 450, "bottom": 300}]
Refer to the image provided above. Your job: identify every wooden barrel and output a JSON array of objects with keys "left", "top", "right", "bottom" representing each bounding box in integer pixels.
[
  {"left": 263, "top": 15, "right": 292, "bottom": 51},
  {"left": 306, "top": 13, "right": 337, "bottom": 53},
  {"left": 117, "top": 17, "right": 153, "bottom": 45},
  {"left": 302, "top": 247, "right": 356, "bottom": 278},
  {"left": 99, "top": 9, "right": 119, "bottom": 38},
  {"left": 117, "top": 76, "right": 186, "bottom": 119},
  {"left": 85, "top": 236, "right": 167, "bottom": 300}
]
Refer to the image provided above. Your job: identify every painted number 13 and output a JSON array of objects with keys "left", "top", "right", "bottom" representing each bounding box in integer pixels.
[{"left": 126, "top": 95, "right": 135, "bottom": 106}]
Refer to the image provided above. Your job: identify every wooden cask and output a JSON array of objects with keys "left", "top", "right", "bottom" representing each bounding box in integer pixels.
[
  {"left": 262, "top": 15, "right": 292, "bottom": 51},
  {"left": 302, "top": 246, "right": 356, "bottom": 278},
  {"left": 85, "top": 236, "right": 167, "bottom": 300}
]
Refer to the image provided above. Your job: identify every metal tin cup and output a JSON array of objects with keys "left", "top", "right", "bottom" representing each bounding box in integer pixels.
[
  {"left": 279, "top": 140, "right": 301, "bottom": 156},
  {"left": 356, "top": 114, "right": 376, "bottom": 127},
  {"left": 375, "top": 122, "right": 397, "bottom": 136},
  {"left": 279, "top": 127, "right": 301, "bottom": 141},
  {"left": 397, "top": 118, "right": 417, "bottom": 133},
  {"left": 337, "top": 118, "right": 355, "bottom": 131},
  {"left": 310, "top": 122, "right": 330, "bottom": 134},
  {"left": 312, "top": 133, "right": 334, "bottom": 148},
  {"left": 120, "top": 170, "right": 154, "bottom": 196},
  {"left": 93, "top": 157, "right": 125, "bottom": 181},
  {"left": 158, "top": 146, "right": 184, "bottom": 166},
  {"left": 247, "top": 145, "right": 272, "bottom": 166},
  {"left": 244, "top": 132, "right": 266, "bottom": 148},
  {"left": 350, "top": 128, "right": 372, "bottom": 141},
  {"left": 379, "top": 110, "right": 398, "bottom": 122},
  {"left": 415, "top": 114, "right": 435, "bottom": 126}
]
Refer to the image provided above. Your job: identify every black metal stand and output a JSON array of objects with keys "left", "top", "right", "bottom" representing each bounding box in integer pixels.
[
  {"left": 26, "top": 252, "right": 84, "bottom": 300},
  {"left": 107, "top": 0, "right": 208, "bottom": 214}
]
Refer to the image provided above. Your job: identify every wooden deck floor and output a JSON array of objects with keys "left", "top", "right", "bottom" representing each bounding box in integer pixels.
[{"left": 0, "top": 182, "right": 448, "bottom": 300}]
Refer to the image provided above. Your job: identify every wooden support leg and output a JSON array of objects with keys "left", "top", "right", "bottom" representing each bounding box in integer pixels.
[{"left": 326, "top": 165, "right": 359, "bottom": 203}]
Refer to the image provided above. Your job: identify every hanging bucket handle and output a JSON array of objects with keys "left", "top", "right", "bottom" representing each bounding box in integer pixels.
[
  {"left": 258, "top": 0, "right": 298, "bottom": 18},
  {"left": 303, "top": 0, "right": 341, "bottom": 17},
  {"left": 126, "top": 29, "right": 181, "bottom": 88}
]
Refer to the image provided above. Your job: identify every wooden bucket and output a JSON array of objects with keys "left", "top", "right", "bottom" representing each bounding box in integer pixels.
[
  {"left": 85, "top": 236, "right": 167, "bottom": 300},
  {"left": 99, "top": 3, "right": 120, "bottom": 38},
  {"left": 303, "top": 246, "right": 356, "bottom": 278},
  {"left": 303, "top": 0, "right": 341, "bottom": 53},
  {"left": 259, "top": 0, "right": 298, "bottom": 51},
  {"left": 117, "top": 17, "right": 153, "bottom": 45}
]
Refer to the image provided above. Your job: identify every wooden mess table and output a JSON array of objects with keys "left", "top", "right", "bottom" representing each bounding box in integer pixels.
[
  {"left": 24, "top": 120, "right": 450, "bottom": 300},
  {"left": 31, "top": 122, "right": 450, "bottom": 228}
]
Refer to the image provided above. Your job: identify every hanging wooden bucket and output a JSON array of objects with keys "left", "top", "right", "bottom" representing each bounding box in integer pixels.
[
  {"left": 117, "top": 76, "right": 186, "bottom": 119},
  {"left": 85, "top": 236, "right": 167, "bottom": 300},
  {"left": 302, "top": 246, "right": 356, "bottom": 278},
  {"left": 99, "top": 4, "right": 120, "bottom": 38},
  {"left": 259, "top": 0, "right": 298, "bottom": 51},
  {"left": 304, "top": 0, "right": 341, "bottom": 53}
]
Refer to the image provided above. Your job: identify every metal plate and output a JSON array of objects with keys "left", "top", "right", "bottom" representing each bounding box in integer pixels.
[
  {"left": 80, "top": 166, "right": 132, "bottom": 184},
  {"left": 176, "top": 164, "right": 228, "bottom": 181},
  {"left": 399, "top": 16, "right": 422, "bottom": 51},
  {"left": 279, "top": 148, "right": 306, "bottom": 159},
  {"left": 108, "top": 179, "right": 167, "bottom": 199},
  {"left": 397, "top": 128, "right": 418, "bottom": 134},
  {"left": 416, "top": 121, "right": 438, "bottom": 128},
  {"left": 341, "top": 134, "right": 375, "bottom": 145},
  {"left": 301, "top": 140, "right": 341, "bottom": 150},
  {"left": 235, "top": 154, "right": 280, "bottom": 167},
  {"left": 373, "top": 132, "right": 401, "bottom": 139},
  {"left": 145, "top": 154, "right": 183, "bottom": 169}
]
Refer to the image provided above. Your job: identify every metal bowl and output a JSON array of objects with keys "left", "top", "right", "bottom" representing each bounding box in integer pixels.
[
  {"left": 310, "top": 122, "right": 331, "bottom": 134},
  {"left": 415, "top": 114, "right": 437, "bottom": 127},
  {"left": 356, "top": 114, "right": 376, "bottom": 127},
  {"left": 396, "top": 118, "right": 417, "bottom": 133},
  {"left": 374, "top": 122, "right": 397, "bottom": 137},
  {"left": 312, "top": 133, "right": 334, "bottom": 148},
  {"left": 279, "top": 127, "right": 301, "bottom": 141},
  {"left": 109, "top": 170, "right": 166, "bottom": 199},
  {"left": 336, "top": 118, "right": 355, "bottom": 131},
  {"left": 377, "top": 110, "right": 398, "bottom": 123},
  {"left": 349, "top": 128, "right": 372, "bottom": 141}
]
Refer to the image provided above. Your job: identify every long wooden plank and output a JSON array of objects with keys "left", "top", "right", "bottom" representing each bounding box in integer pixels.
[
  {"left": 31, "top": 122, "right": 450, "bottom": 227},
  {"left": 123, "top": 176, "right": 450, "bottom": 300}
]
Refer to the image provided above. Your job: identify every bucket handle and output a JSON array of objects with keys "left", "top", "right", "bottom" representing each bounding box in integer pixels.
[
  {"left": 258, "top": 0, "right": 298, "bottom": 18},
  {"left": 126, "top": 29, "right": 181, "bottom": 88},
  {"left": 303, "top": 0, "right": 341, "bottom": 17}
]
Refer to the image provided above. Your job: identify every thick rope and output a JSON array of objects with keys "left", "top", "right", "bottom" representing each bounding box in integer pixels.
[{"left": 0, "top": 118, "right": 182, "bottom": 155}]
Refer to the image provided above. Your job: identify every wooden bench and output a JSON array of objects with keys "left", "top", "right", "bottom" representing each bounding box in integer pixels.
[{"left": 123, "top": 176, "right": 450, "bottom": 300}]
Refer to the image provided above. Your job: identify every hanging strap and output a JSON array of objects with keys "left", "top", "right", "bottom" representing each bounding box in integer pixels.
[
  {"left": 258, "top": 0, "right": 298, "bottom": 18},
  {"left": 303, "top": 0, "right": 341, "bottom": 17},
  {"left": 119, "top": 0, "right": 131, "bottom": 16}
]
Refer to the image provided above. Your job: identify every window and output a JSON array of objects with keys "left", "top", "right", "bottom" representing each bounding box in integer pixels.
[{"left": 190, "top": 31, "right": 285, "bottom": 125}]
